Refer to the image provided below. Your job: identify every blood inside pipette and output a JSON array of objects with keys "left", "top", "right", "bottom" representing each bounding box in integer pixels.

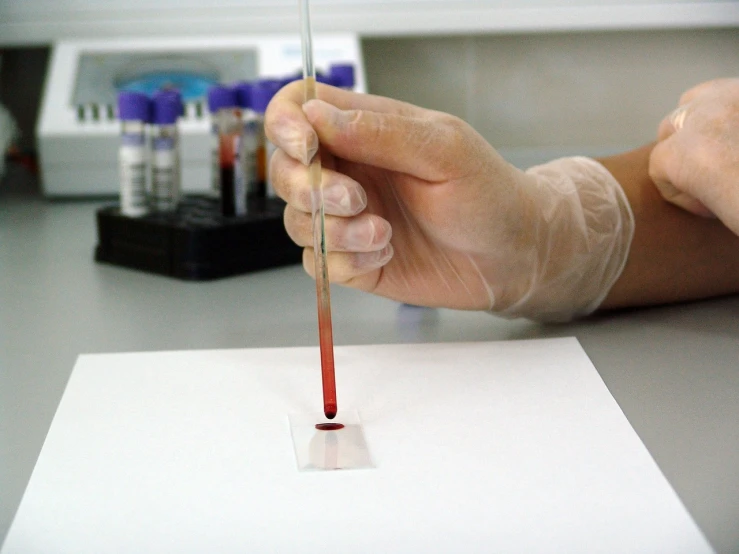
[
  {"left": 317, "top": 281, "right": 337, "bottom": 419},
  {"left": 302, "top": 0, "right": 338, "bottom": 421}
]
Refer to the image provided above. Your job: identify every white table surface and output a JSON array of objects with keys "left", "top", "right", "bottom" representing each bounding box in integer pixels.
[{"left": 1, "top": 193, "right": 738, "bottom": 552}]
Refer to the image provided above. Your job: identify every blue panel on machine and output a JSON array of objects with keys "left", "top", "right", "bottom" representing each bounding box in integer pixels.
[{"left": 117, "top": 71, "right": 217, "bottom": 101}]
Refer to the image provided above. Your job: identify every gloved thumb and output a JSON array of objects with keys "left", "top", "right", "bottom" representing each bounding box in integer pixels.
[{"left": 302, "top": 99, "right": 460, "bottom": 182}]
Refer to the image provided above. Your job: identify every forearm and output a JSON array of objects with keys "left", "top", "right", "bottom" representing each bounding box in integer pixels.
[{"left": 597, "top": 143, "right": 739, "bottom": 309}]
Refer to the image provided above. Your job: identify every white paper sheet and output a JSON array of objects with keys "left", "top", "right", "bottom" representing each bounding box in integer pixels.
[{"left": 1, "top": 338, "right": 713, "bottom": 553}]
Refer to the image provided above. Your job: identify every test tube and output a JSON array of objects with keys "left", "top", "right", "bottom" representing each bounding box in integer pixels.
[
  {"left": 208, "top": 86, "right": 230, "bottom": 200},
  {"left": 150, "top": 90, "right": 183, "bottom": 212},
  {"left": 234, "top": 81, "right": 263, "bottom": 200},
  {"left": 251, "top": 79, "right": 281, "bottom": 198},
  {"left": 117, "top": 91, "right": 150, "bottom": 217},
  {"left": 329, "top": 64, "right": 355, "bottom": 90},
  {"left": 208, "top": 85, "right": 245, "bottom": 216}
]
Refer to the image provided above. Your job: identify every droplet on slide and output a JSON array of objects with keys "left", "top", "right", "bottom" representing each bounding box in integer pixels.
[
  {"left": 289, "top": 410, "right": 374, "bottom": 471},
  {"left": 315, "top": 422, "right": 344, "bottom": 431}
]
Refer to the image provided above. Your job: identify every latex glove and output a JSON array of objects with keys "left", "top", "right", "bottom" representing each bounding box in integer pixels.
[
  {"left": 265, "top": 83, "right": 634, "bottom": 321},
  {"left": 649, "top": 78, "right": 739, "bottom": 235}
]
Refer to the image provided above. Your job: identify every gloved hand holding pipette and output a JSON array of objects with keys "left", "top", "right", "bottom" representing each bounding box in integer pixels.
[
  {"left": 266, "top": 82, "right": 739, "bottom": 322},
  {"left": 266, "top": 82, "right": 633, "bottom": 322}
]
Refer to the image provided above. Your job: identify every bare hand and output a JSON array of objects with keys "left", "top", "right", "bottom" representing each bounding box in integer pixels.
[{"left": 649, "top": 78, "right": 739, "bottom": 235}]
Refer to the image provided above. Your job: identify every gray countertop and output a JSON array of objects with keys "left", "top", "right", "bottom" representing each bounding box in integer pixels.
[{"left": 1, "top": 192, "right": 738, "bottom": 552}]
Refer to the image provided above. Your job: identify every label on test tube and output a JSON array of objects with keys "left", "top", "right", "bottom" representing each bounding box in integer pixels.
[
  {"left": 220, "top": 132, "right": 246, "bottom": 217},
  {"left": 265, "top": 140, "right": 278, "bottom": 198},
  {"left": 242, "top": 118, "right": 261, "bottom": 198},
  {"left": 151, "top": 136, "right": 178, "bottom": 211},
  {"left": 210, "top": 124, "right": 220, "bottom": 197},
  {"left": 119, "top": 134, "right": 147, "bottom": 216},
  {"left": 233, "top": 134, "right": 246, "bottom": 215}
]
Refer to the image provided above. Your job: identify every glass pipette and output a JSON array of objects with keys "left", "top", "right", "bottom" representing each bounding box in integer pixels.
[{"left": 300, "top": 0, "right": 337, "bottom": 419}]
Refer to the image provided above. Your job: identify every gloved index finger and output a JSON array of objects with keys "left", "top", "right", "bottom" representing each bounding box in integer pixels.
[
  {"left": 272, "top": 79, "right": 428, "bottom": 116},
  {"left": 265, "top": 82, "right": 318, "bottom": 165},
  {"left": 265, "top": 81, "right": 432, "bottom": 164},
  {"left": 302, "top": 99, "right": 475, "bottom": 183}
]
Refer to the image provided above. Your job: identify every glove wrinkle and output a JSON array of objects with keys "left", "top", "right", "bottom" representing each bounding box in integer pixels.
[{"left": 499, "top": 157, "right": 635, "bottom": 322}]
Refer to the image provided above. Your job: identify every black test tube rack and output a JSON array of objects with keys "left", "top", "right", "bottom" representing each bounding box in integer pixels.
[{"left": 95, "top": 195, "right": 302, "bottom": 280}]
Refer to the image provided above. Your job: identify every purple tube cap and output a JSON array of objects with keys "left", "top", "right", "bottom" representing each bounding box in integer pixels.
[
  {"left": 316, "top": 73, "right": 337, "bottom": 87},
  {"left": 208, "top": 85, "right": 237, "bottom": 112},
  {"left": 233, "top": 82, "right": 253, "bottom": 109},
  {"left": 251, "top": 79, "right": 281, "bottom": 114},
  {"left": 156, "top": 89, "right": 184, "bottom": 116},
  {"left": 118, "top": 91, "right": 151, "bottom": 122},
  {"left": 329, "top": 63, "right": 355, "bottom": 88},
  {"left": 152, "top": 90, "right": 183, "bottom": 125}
]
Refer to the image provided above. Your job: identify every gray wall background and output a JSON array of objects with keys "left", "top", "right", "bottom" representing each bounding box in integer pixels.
[{"left": 363, "top": 28, "right": 739, "bottom": 166}]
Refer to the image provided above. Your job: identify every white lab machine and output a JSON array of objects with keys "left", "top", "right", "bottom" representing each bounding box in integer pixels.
[{"left": 37, "top": 35, "right": 365, "bottom": 197}]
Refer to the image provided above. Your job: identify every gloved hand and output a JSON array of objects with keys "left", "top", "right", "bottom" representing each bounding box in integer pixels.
[
  {"left": 265, "top": 83, "right": 634, "bottom": 321},
  {"left": 649, "top": 78, "right": 739, "bottom": 236}
]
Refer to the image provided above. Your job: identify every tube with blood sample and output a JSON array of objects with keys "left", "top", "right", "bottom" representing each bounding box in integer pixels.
[
  {"left": 251, "top": 79, "right": 281, "bottom": 199},
  {"left": 234, "top": 81, "right": 263, "bottom": 200},
  {"left": 208, "top": 86, "right": 245, "bottom": 216}
]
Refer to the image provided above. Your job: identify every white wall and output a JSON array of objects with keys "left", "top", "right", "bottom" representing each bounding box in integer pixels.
[{"left": 0, "top": 0, "right": 737, "bottom": 45}]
